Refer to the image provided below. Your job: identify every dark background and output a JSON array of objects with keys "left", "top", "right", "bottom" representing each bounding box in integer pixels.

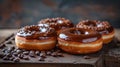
[{"left": 0, "top": 0, "right": 120, "bottom": 29}]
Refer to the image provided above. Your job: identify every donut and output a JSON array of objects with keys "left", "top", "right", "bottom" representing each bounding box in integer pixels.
[
  {"left": 57, "top": 28, "right": 103, "bottom": 54},
  {"left": 15, "top": 25, "right": 57, "bottom": 51},
  {"left": 38, "top": 17, "right": 74, "bottom": 33},
  {"left": 76, "top": 20, "right": 115, "bottom": 44}
]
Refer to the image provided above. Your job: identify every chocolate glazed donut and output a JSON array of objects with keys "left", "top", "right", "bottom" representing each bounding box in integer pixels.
[
  {"left": 38, "top": 17, "right": 74, "bottom": 33},
  {"left": 58, "top": 28, "right": 103, "bottom": 54},
  {"left": 76, "top": 20, "right": 115, "bottom": 44},
  {"left": 15, "top": 25, "right": 57, "bottom": 51}
]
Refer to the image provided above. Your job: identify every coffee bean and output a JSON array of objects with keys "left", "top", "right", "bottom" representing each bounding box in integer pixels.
[
  {"left": 83, "top": 56, "right": 91, "bottom": 59},
  {"left": 30, "top": 51, "right": 35, "bottom": 54},
  {"left": 13, "top": 53, "right": 18, "bottom": 56},
  {"left": 57, "top": 53, "right": 64, "bottom": 57},
  {"left": 18, "top": 54, "right": 24, "bottom": 59},
  {"left": 29, "top": 51, "right": 35, "bottom": 57},
  {"left": 56, "top": 50, "right": 61, "bottom": 53},
  {"left": 0, "top": 53, "right": 5, "bottom": 58},
  {"left": 5, "top": 53, "right": 12, "bottom": 57},
  {"left": 23, "top": 56, "right": 29, "bottom": 60},
  {"left": 40, "top": 53, "right": 46, "bottom": 58},
  {"left": 0, "top": 44, "right": 6, "bottom": 49},
  {"left": 35, "top": 51, "right": 40, "bottom": 56},
  {"left": 13, "top": 38, "right": 15, "bottom": 40},
  {"left": 2, "top": 49, "right": 6, "bottom": 52},
  {"left": 8, "top": 47, "right": 14, "bottom": 52},
  {"left": 3, "top": 56, "right": 9, "bottom": 60},
  {"left": 38, "top": 57, "right": 45, "bottom": 61},
  {"left": 46, "top": 51, "right": 52, "bottom": 55},
  {"left": 29, "top": 53, "right": 35, "bottom": 57},
  {"left": 50, "top": 49, "right": 55, "bottom": 52},
  {"left": 41, "top": 51, "right": 46, "bottom": 54},
  {"left": 9, "top": 57, "right": 14, "bottom": 61},
  {"left": 51, "top": 52, "right": 57, "bottom": 57},
  {"left": 13, "top": 57, "right": 20, "bottom": 62},
  {"left": 11, "top": 46, "right": 15, "bottom": 50},
  {"left": 6, "top": 41, "right": 12, "bottom": 44},
  {"left": 11, "top": 50, "right": 15, "bottom": 54},
  {"left": 23, "top": 51, "right": 29, "bottom": 55},
  {"left": 16, "top": 49, "right": 22, "bottom": 54}
]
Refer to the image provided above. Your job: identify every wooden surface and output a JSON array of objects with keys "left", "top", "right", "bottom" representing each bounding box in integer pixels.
[{"left": 0, "top": 29, "right": 120, "bottom": 67}]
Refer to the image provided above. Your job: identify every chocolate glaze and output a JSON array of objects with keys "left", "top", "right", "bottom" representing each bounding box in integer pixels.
[
  {"left": 76, "top": 20, "right": 114, "bottom": 35},
  {"left": 38, "top": 17, "right": 74, "bottom": 31},
  {"left": 58, "top": 28, "right": 101, "bottom": 43},
  {"left": 17, "top": 25, "right": 56, "bottom": 40}
]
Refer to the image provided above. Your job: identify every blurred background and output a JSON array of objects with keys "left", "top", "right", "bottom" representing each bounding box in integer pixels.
[{"left": 0, "top": 0, "right": 120, "bottom": 29}]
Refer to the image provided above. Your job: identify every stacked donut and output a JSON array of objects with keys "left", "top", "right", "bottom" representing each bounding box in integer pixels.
[{"left": 15, "top": 17, "right": 115, "bottom": 54}]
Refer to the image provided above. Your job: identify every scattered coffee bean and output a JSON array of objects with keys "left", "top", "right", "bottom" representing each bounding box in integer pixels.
[
  {"left": 13, "top": 57, "right": 20, "bottom": 62},
  {"left": 16, "top": 49, "right": 22, "bottom": 54},
  {"left": 11, "top": 46, "right": 15, "bottom": 50},
  {"left": 8, "top": 47, "right": 14, "bottom": 52},
  {"left": 5, "top": 53, "right": 12, "bottom": 57},
  {"left": 41, "top": 51, "right": 46, "bottom": 54},
  {"left": 83, "top": 56, "right": 91, "bottom": 59},
  {"left": 57, "top": 53, "right": 64, "bottom": 57},
  {"left": 3, "top": 56, "right": 9, "bottom": 60},
  {"left": 0, "top": 44, "right": 6, "bottom": 49},
  {"left": 23, "top": 56, "right": 29, "bottom": 60},
  {"left": 38, "top": 57, "right": 45, "bottom": 61},
  {"left": 51, "top": 52, "right": 57, "bottom": 57},
  {"left": 35, "top": 51, "right": 40, "bottom": 56},
  {"left": 13, "top": 53, "right": 18, "bottom": 56},
  {"left": 18, "top": 54, "right": 24, "bottom": 59},
  {"left": 6, "top": 41, "right": 12, "bottom": 44},
  {"left": 23, "top": 51, "right": 29, "bottom": 55},
  {"left": 40, "top": 53, "right": 46, "bottom": 58},
  {"left": 0, "top": 53, "right": 5, "bottom": 58},
  {"left": 46, "top": 51, "right": 52, "bottom": 55},
  {"left": 9, "top": 57, "right": 14, "bottom": 61},
  {"left": 29, "top": 51, "right": 35, "bottom": 57},
  {"left": 0, "top": 35, "right": 67, "bottom": 62},
  {"left": 11, "top": 37, "right": 15, "bottom": 40},
  {"left": 50, "top": 49, "right": 55, "bottom": 52},
  {"left": 2, "top": 49, "right": 6, "bottom": 52},
  {"left": 56, "top": 50, "right": 61, "bottom": 53}
]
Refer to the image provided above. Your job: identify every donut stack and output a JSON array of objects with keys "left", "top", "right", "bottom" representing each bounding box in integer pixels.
[{"left": 15, "top": 17, "right": 115, "bottom": 54}]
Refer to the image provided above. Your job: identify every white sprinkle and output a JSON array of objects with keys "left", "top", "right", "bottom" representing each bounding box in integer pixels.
[
  {"left": 57, "top": 20, "right": 63, "bottom": 24},
  {"left": 85, "top": 32, "right": 89, "bottom": 35},
  {"left": 97, "top": 24, "right": 103, "bottom": 27},
  {"left": 38, "top": 24, "right": 49, "bottom": 27},
  {"left": 59, "top": 34, "right": 67, "bottom": 39},
  {"left": 40, "top": 28, "right": 47, "bottom": 32}
]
